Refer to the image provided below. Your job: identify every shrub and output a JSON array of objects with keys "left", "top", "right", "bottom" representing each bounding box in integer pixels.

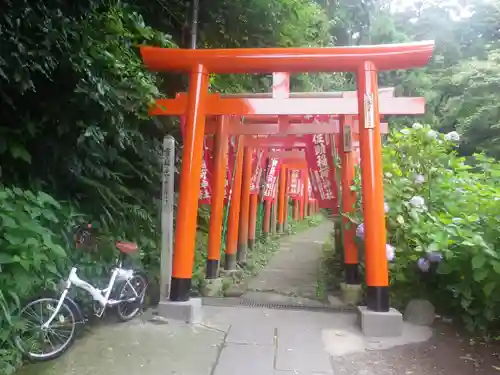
[
  {"left": 347, "top": 124, "right": 500, "bottom": 332},
  {"left": 0, "top": 187, "right": 74, "bottom": 374}
]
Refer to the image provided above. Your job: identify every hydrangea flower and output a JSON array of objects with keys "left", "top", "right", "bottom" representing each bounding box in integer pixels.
[
  {"left": 444, "top": 131, "right": 460, "bottom": 142},
  {"left": 414, "top": 174, "right": 425, "bottom": 184},
  {"left": 384, "top": 201, "right": 389, "bottom": 213},
  {"left": 386, "top": 244, "right": 395, "bottom": 262},
  {"left": 412, "top": 122, "right": 423, "bottom": 130},
  {"left": 427, "top": 251, "right": 443, "bottom": 263},
  {"left": 417, "top": 258, "right": 431, "bottom": 272},
  {"left": 409, "top": 195, "right": 425, "bottom": 208},
  {"left": 426, "top": 130, "right": 438, "bottom": 139},
  {"left": 356, "top": 223, "right": 364, "bottom": 239}
]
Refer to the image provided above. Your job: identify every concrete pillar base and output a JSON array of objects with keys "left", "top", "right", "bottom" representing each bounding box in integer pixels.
[
  {"left": 277, "top": 223, "right": 284, "bottom": 233},
  {"left": 201, "top": 278, "right": 224, "bottom": 297},
  {"left": 340, "top": 283, "right": 363, "bottom": 306},
  {"left": 157, "top": 298, "right": 203, "bottom": 324},
  {"left": 357, "top": 306, "right": 403, "bottom": 337}
]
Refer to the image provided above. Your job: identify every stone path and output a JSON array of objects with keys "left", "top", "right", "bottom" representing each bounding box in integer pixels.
[
  {"left": 243, "top": 221, "right": 332, "bottom": 307},
  {"left": 22, "top": 221, "right": 479, "bottom": 375}
]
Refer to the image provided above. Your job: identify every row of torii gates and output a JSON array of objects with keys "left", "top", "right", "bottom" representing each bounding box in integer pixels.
[{"left": 140, "top": 41, "right": 435, "bottom": 314}]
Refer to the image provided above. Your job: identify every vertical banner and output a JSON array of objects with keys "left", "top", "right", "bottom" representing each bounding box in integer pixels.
[
  {"left": 287, "top": 170, "right": 300, "bottom": 198},
  {"left": 305, "top": 133, "right": 338, "bottom": 209},
  {"left": 263, "top": 149, "right": 281, "bottom": 202},
  {"left": 225, "top": 136, "right": 237, "bottom": 202},
  {"left": 180, "top": 117, "right": 213, "bottom": 204},
  {"left": 198, "top": 138, "right": 212, "bottom": 204},
  {"left": 298, "top": 171, "right": 304, "bottom": 198},
  {"left": 250, "top": 149, "right": 266, "bottom": 195}
]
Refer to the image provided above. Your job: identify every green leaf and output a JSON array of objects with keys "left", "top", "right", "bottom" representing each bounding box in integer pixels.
[
  {"left": 473, "top": 267, "right": 489, "bottom": 282},
  {"left": 472, "top": 254, "right": 486, "bottom": 269},
  {"left": 483, "top": 282, "right": 496, "bottom": 297},
  {"left": 37, "top": 192, "right": 61, "bottom": 209},
  {"left": 492, "top": 261, "right": 500, "bottom": 275},
  {"left": 7, "top": 291, "right": 20, "bottom": 309},
  {"left": 3, "top": 232, "right": 24, "bottom": 245},
  {"left": 0, "top": 253, "right": 17, "bottom": 264},
  {"left": 9, "top": 144, "right": 31, "bottom": 164},
  {"left": 0, "top": 214, "right": 17, "bottom": 228}
]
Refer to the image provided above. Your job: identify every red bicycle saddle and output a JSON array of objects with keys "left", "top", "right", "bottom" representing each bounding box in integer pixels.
[{"left": 115, "top": 241, "right": 138, "bottom": 253}]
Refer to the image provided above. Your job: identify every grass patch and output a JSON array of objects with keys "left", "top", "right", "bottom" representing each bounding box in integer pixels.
[{"left": 316, "top": 230, "right": 344, "bottom": 301}]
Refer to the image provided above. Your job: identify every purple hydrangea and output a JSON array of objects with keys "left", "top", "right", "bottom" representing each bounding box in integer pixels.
[
  {"left": 356, "top": 223, "right": 364, "bottom": 239},
  {"left": 386, "top": 244, "right": 395, "bottom": 262},
  {"left": 417, "top": 258, "right": 431, "bottom": 272},
  {"left": 427, "top": 251, "right": 443, "bottom": 263}
]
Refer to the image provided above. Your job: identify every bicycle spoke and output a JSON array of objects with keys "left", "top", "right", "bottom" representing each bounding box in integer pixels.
[
  {"left": 44, "top": 332, "right": 56, "bottom": 352},
  {"left": 24, "top": 306, "right": 42, "bottom": 323},
  {"left": 39, "top": 304, "right": 44, "bottom": 325},
  {"left": 48, "top": 328, "right": 69, "bottom": 344}
]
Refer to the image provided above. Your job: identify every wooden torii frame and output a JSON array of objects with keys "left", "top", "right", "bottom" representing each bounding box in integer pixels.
[{"left": 140, "top": 41, "right": 434, "bottom": 314}]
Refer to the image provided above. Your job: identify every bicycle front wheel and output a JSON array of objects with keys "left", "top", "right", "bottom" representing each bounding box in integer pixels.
[{"left": 15, "top": 297, "right": 77, "bottom": 361}]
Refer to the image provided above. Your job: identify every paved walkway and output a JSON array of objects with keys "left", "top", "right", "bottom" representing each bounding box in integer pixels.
[
  {"left": 19, "top": 221, "right": 439, "bottom": 375},
  {"left": 245, "top": 221, "right": 330, "bottom": 303}
]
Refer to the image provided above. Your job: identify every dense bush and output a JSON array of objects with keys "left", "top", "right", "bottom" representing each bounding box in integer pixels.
[
  {"left": 348, "top": 124, "right": 500, "bottom": 332},
  {"left": 0, "top": 187, "right": 72, "bottom": 373}
]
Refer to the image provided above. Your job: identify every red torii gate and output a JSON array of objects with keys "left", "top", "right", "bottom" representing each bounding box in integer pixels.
[
  {"left": 140, "top": 41, "right": 434, "bottom": 315},
  {"left": 154, "top": 83, "right": 422, "bottom": 278}
]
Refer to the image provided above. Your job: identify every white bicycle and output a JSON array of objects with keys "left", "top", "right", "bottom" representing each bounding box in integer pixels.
[{"left": 15, "top": 224, "right": 148, "bottom": 361}]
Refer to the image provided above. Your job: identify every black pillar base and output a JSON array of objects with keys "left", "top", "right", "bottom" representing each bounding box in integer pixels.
[
  {"left": 237, "top": 243, "right": 247, "bottom": 264},
  {"left": 345, "top": 263, "right": 360, "bottom": 284},
  {"left": 248, "top": 239, "right": 256, "bottom": 250},
  {"left": 366, "top": 286, "right": 389, "bottom": 312},
  {"left": 170, "top": 277, "right": 192, "bottom": 302},
  {"left": 224, "top": 253, "right": 237, "bottom": 271},
  {"left": 205, "top": 259, "right": 219, "bottom": 279}
]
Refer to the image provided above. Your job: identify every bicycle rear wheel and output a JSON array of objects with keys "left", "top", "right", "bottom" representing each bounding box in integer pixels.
[
  {"left": 15, "top": 297, "right": 77, "bottom": 361},
  {"left": 114, "top": 272, "right": 148, "bottom": 322}
]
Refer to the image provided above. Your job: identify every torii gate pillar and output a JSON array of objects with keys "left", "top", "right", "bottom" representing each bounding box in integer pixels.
[
  {"left": 170, "top": 65, "right": 209, "bottom": 301},
  {"left": 357, "top": 62, "right": 389, "bottom": 312}
]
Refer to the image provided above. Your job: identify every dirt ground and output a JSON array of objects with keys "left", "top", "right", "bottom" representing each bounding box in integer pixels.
[{"left": 333, "top": 322, "right": 500, "bottom": 375}]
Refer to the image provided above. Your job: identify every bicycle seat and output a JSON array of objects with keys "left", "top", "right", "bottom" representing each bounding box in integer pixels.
[{"left": 116, "top": 241, "right": 138, "bottom": 253}]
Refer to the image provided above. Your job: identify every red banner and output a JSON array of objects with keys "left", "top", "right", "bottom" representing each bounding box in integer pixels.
[
  {"left": 298, "top": 172, "right": 304, "bottom": 198},
  {"left": 288, "top": 170, "right": 301, "bottom": 198},
  {"left": 225, "top": 136, "right": 239, "bottom": 202},
  {"left": 263, "top": 150, "right": 281, "bottom": 202},
  {"left": 180, "top": 117, "right": 213, "bottom": 204},
  {"left": 250, "top": 149, "right": 266, "bottom": 195},
  {"left": 198, "top": 138, "right": 212, "bottom": 204},
  {"left": 305, "top": 134, "right": 338, "bottom": 209}
]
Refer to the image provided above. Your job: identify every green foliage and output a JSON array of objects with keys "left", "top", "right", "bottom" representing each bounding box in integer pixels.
[
  {"left": 348, "top": 124, "right": 500, "bottom": 332},
  {"left": 4, "top": 0, "right": 500, "bottom": 370},
  {"left": 0, "top": 187, "right": 71, "bottom": 374}
]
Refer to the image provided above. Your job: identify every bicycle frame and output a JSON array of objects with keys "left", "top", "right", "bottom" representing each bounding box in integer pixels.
[{"left": 42, "top": 266, "right": 135, "bottom": 329}]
